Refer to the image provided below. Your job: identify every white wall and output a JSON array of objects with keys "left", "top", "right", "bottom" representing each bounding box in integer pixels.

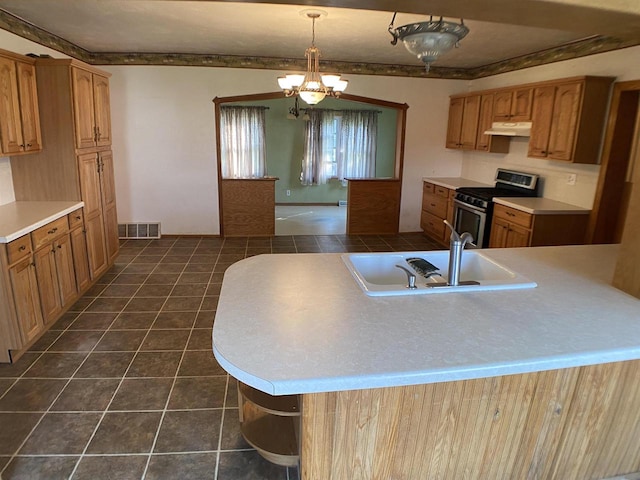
[
  {"left": 460, "top": 45, "right": 640, "bottom": 209},
  {"left": 105, "top": 65, "right": 465, "bottom": 234}
]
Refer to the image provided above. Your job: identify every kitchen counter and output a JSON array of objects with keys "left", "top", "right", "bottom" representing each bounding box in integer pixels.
[
  {"left": 422, "top": 176, "right": 491, "bottom": 190},
  {"left": 213, "top": 244, "right": 640, "bottom": 395},
  {"left": 0, "top": 201, "right": 84, "bottom": 243},
  {"left": 493, "top": 196, "right": 590, "bottom": 214}
]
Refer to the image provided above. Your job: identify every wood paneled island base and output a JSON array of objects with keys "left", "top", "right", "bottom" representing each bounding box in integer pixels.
[{"left": 301, "top": 359, "right": 640, "bottom": 480}]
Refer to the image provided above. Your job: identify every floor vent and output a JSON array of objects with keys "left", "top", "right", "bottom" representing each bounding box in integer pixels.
[
  {"left": 118, "top": 223, "right": 161, "bottom": 239},
  {"left": 338, "top": 200, "right": 348, "bottom": 207}
]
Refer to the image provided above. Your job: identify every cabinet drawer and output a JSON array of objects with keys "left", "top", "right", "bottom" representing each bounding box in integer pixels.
[
  {"left": 32, "top": 216, "right": 69, "bottom": 250},
  {"left": 68, "top": 208, "right": 84, "bottom": 229},
  {"left": 422, "top": 194, "right": 448, "bottom": 218},
  {"left": 423, "top": 182, "right": 435, "bottom": 195},
  {"left": 421, "top": 210, "right": 446, "bottom": 239},
  {"left": 434, "top": 185, "right": 449, "bottom": 198},
  {"left": 7, "top": 235, "right": 32, "bottom": 264},
  {"left": 493, "top": 204, "right": 532, "bottom": 228}
]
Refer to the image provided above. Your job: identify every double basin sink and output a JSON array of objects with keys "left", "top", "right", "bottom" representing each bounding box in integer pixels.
[{"left": 342, "top": 250, "right": 536, "bottom": 296}]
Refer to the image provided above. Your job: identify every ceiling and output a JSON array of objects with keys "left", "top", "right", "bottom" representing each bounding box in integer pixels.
[{"left": 0, "top": 0, "right": 639, "bottom": 79}]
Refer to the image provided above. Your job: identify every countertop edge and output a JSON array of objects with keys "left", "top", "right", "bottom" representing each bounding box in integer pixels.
[
  {"left": 0, "top": 201, "right": 85, "bottom": 243},
  {"left": 422, "top": 177, "right": 492, "bottom": 190},
  {"left": 493, "top": 197, "right": 590, "bottom": 214}
]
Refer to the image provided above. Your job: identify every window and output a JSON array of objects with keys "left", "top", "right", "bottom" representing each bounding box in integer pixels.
[
  {"left": 219, "top": 106, "right": 267, "bottom": 179},
  {"left": 301, "top": 109, "right": 378, "bottom": 185}
]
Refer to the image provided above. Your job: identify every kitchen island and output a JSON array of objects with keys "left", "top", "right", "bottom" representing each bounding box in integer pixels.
[{"left": 213, "top": 245, "right": 640, "bottom": 479}]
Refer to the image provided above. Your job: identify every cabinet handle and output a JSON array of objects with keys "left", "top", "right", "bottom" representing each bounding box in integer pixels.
[
  {"left": 75, "top": 215, "right": 81, "bottom": 220},
  {"left": 47, "top": 227, "right": 58, "bottom": 234},
  {"left": 506, "top": 212, "right": 515, "bottom": 217},
  {"left": 19, "top": 245, "right": 26, "bottom": 251},
  {"left": 26, "top": 143, "right": 32, "bottom": 147},
  {"left": 57, "top": 245, "right": 62, "bottom": 249},
  {"left": 430, "top": 203, "right": 436, "bottom": 207}
]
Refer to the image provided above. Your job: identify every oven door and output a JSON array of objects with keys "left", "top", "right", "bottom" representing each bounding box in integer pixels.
[{"left": 453, "top": 200, "right": 487, "bottom": 248}]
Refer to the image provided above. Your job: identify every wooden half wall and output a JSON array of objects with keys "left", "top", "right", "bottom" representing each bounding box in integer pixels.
[
  {"left": 346, "top": 179, "right": 401, "bottom": 235},
  {"left": 301, "top": 359, "right": 640, "bottom": 480},
  {"left": 220, "top": 178, "right": 277, "bottom": 236}
]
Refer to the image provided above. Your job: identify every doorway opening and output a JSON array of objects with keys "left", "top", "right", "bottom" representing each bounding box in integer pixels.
[{"left": 213, "top": 92, "right": 408, "bottom": 237}]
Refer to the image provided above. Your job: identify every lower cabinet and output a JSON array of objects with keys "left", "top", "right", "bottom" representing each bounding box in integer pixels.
[
  {"left": 489, "top": 204, "right": 589, "bottom": 248},
  {"left": 8, "top": 256, "right": 43, "bottom": 344},
  {"left": 421, "top": 182, "right": 455, "bottom": 245},
  {"left": 237, "top": 382, "right": 300, "bottom": 467},
  {"left": 33, "top": 230, "right": 77, "bottom": 325},
  {"left": 1, "top": 208, "right": 108, "bottom": 362}
]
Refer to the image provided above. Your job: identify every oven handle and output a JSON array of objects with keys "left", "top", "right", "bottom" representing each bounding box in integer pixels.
[{"left": 453, "top": 199, "right": 487, "bottom": 215}]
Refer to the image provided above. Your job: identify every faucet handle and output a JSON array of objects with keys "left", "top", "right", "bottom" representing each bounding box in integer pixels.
[{"left": 395, "top": 265, "right": 417, "bottom": 289}]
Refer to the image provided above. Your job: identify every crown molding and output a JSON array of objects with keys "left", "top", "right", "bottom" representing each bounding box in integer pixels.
[{"left": 1, "top": 9, "right": 638, "bottom": 80}]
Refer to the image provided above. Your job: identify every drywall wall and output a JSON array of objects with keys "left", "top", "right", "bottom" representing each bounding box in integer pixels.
[
  {"left": 105, "top": 65, "right": 464, "bottom": 234},
  {"left": 461, "top": 45, "right": 640, "bottom": 209},
  {"left": 0, "top": 158, "right": 15, "bottom": 205}
]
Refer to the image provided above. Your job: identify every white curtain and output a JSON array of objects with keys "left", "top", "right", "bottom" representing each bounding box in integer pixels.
[
  {"left": 301, "top": 109, "right": 378, "bottom": 185},
  {"left": 220, "top": 106, "right": 267, "bottom": 178},
  {"left": 337, "top": 110, "right": 378, "bottom": 179}
]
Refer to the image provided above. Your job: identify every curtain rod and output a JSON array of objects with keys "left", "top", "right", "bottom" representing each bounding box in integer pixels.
[
  {"left": 220, "top": 105, "right": 270, "bottom": 110},
  {"left": 303, "top": 108, "right": 383, "bottom": 114}
]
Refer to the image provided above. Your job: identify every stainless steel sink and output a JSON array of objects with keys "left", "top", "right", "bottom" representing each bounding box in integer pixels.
[{"left": 341, "top": 250, "right": 536, "bottom": 296}]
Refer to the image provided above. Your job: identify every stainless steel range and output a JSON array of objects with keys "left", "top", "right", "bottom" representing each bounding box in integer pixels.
[{"left": 453, "top": 169, "right": 539, "bottom": 248}]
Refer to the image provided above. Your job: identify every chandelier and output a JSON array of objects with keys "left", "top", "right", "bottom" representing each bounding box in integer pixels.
[
  {"left": 388, "top": 13, "right": 469, "bottom": 73},
  {"left": 277, "top": 11, "right": 348, "bottom": 105}
]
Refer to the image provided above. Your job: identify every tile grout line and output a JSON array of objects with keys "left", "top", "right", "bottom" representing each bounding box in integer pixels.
[{"left": 66, "top": 237, "right": 180, "bottom": 479}]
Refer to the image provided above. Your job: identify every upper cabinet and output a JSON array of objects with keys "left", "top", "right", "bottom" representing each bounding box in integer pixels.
[
  {"left": 446, "top": 75, "right": 614, "bottom": 163},
  {"left": 492, "top": 87, "right": 533, "bottom": 122},
  {"left": 446, "top": 93, "right": 509, "bottom": 153},
  {"left": 528, "top": 77, "right": 613, "bottom": 164},
  {"left": 72, "top": 68, "right": 112, "bottom": 149},
  {"left": 0, "top": 49, "right": 42, "bottom": 155}
]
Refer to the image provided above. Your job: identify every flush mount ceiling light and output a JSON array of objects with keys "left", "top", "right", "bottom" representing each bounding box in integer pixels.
[
  {"left": 277, "top": 10, "right": 348, "bottom": 105},
  {"left": 388, "top": 13, "right": 469, "bottom": 73}
]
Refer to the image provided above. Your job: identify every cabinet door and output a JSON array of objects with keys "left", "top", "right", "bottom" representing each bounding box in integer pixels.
[
  {"left": 0, "top": 56, "right": 24, "bottom": 154},
  {"left": 103, "top": 204, "right": 119, "bottom": 264},
  {"left": 34, "top": 246, "right": 62, "bottom": 323},
  {"left": 476, "top": 94, "right": 495, "bottom": 151},
  {"left": 489, "top": 217, "right": 509, "bottom": 248},
  {"left": 85, "top": 212, "right": 108, "bottom": 279},
  {"left": 9, "top": 258, "right": 44, "bottom": 344},
  {"left": 93, "top": 74, "right": 112, "bottom": 146},
  {"left": 460, "top": 95, "right": 480, "bottom": 149},
  {"left": 528, "top": 86, "right": 556, "bottom": 158},
  {"left": 70, "top": 226, "right": 91, "bottom": 293},
  {"left": 16, "top": 61, "right": 42, "bottom": 152},
  {"left": 492, "top": 91, "right": 513, "bottom": 121},
  {"left": 446, "top": 97, "right": 464, "bottom": 149},
  {"left": 78, "top": 152, "right": 101, "bottom": 218},
  {"left": 505, "top": 223, "right": 531, "bottom": 248},
  {"left": 510, "top": 88, "right": 533, "bottom": 121},
  {"left": 99, "top": 151, "right": 117, "bottom": 212},
  {"left": 72, "top": 68, "right": 97, "bottom": 149},
  {"left": 547, "top": 82, "right": 582, "bottom": 162},
  {"left": 54, "top": 234, "right": 78, "bottom": 308}
]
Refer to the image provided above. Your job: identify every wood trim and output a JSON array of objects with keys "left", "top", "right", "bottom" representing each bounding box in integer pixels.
[
  {"left": 588, "top": 79, "right": 640, "bottom": 244},
  {"left": 301, "top": 359, "right": 640, "bottom": 480}
]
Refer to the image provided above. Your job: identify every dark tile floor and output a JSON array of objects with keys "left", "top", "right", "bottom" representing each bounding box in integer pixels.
[{"left": 0, "top": 233, "right": 441, "bottom": 480}]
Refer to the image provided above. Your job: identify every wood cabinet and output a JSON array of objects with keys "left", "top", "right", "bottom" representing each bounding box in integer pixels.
[
  {"left": 32, "top": 219, "right": 77, "bottom": 324},
  {"left": 421, "top": 182, "right": 455, "bottom": 245},
  {"left": 446, "top": 95, "right": 480, "bottom": 150},
  {"left": 0, "top": 49, "right": 42, "bottom": 155},
  {"left": 238, "top": 382, "right": 300, "bottom": 467},
  {"left": 72, "top": 68, "right": 112, "bottom": 149},
  {"left": 9, "top": 58, "right": 118, "bottom": 278},
  {"left": 492, "top": 87, "right": 533, "bottom": 121},
  {"left": 447, "top": 94, "right": 510, "bottom": 153},
  {"left": 489, "top": 204, "right": 589, "bottom": 248},
  {"left": 528, "top": 77, "right": 613, "bottom": 164},
  {"left": 69, "top": 209, "right": 91, "bottom": 293}
]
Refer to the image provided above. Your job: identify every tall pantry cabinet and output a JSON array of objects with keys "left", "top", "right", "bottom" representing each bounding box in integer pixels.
[{"left": 10, "top": 58, "right": 118, "bottom": 279}]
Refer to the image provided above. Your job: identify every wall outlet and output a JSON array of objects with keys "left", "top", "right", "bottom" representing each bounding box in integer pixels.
[
  {"left": 286, "top": 189, "right": 291, "bottom": 196},
  {"left": 567, "top": 174, "right": 577, "bottom": 185}
]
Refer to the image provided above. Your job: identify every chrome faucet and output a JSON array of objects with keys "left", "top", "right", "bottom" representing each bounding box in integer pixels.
[{"left": 444, "top": 220, "right": 474, "bottom": 286}]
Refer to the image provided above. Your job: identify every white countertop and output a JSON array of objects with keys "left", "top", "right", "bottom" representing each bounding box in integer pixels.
[
  {"left": 493, "top": 197, "right": 590, "bottom": 215},
  {"left": 0, "top": 201, "right": 84, "bottom": 243},
  {"left": 213, "top": 244, "right": 640, "bottom": 395},
  {"left": 422, "top": 177, "right": 492, "bottom": 190}
]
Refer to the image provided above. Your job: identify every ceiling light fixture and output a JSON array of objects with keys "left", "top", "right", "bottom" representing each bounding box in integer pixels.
[
  {"left": 388, "top": 13, "right": 469, "bottom": 73},
  {"left": 278, "top": 10, "right": 348, "bottom": 105}
]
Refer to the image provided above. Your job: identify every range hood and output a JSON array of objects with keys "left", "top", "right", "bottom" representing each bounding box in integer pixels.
[{"left": 484, "top": 122, "right": 532, "bottom": 137}]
